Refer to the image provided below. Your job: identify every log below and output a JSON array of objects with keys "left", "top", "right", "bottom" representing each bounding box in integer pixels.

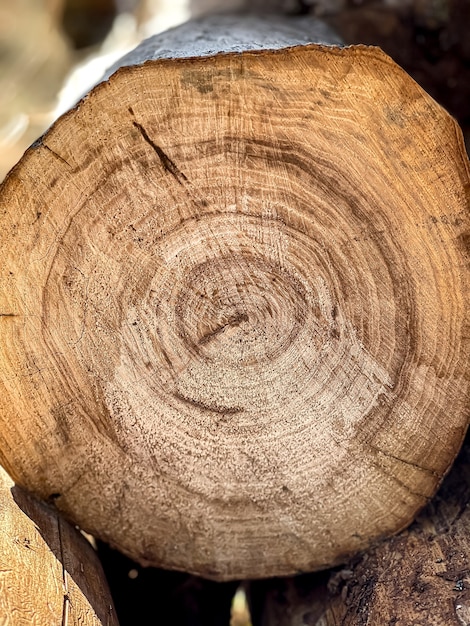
[
  {"left": 0, "top": 15, "right": 469, "bottom": 580},
  {"left": 249, "top": 432, "right": 470, "bottom": 625},
  {"left": 0, "top": 465, "right": 117, "bottom": 625}
]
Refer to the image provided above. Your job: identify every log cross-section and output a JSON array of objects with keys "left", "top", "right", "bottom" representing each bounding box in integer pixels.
[{"left": 0, "top": 15, "right": 469, "bottom": 580}]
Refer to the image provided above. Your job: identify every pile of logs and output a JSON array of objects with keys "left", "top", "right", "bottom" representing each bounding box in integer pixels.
[{"left": 0, "top": 12, "right": 469, "bottom": 625}]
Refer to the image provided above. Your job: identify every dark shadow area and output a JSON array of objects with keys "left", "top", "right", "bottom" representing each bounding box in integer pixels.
[
  {"left": 248, "top": 569, "right": 331, "bottom": 626},
  {"left": 97, "top": 540, "right": 239, "bottom": 625},
  {"left": 62, "top": 0, "right": 117, "bottom": 48}
]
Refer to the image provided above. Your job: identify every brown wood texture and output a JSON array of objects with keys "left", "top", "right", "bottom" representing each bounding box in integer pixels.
[
  {"left": 0, "top": 466, "right": 118, "bottom": 625},
  {"left": 0, "top": 16, "right": 469, "bottom": 581},
  {"left": 249, "top": 433, "right": 470, "bottom": 626}
]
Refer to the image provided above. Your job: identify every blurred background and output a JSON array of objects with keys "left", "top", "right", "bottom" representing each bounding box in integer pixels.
[{"left": 0, "top": 0, "right": 469, "bottom": 182}]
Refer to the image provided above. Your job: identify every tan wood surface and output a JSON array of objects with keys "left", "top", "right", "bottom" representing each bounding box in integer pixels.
[
  {"left": 249, "top": 434, "right": 470, "bottom": 626},
  {"left": 0, "top": 17, "right": 469, "bottom": 580},
  {"left": 0, "top": 466, "right": 118, "bottom": 625}
]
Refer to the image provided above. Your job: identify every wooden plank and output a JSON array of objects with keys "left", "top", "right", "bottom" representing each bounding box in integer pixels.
[{"left": 0, "top": 466, "right": 118, "bottom": 625}]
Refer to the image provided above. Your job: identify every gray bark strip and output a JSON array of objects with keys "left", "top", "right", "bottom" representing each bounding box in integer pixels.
[{"left": 103, "top": 14, "right": 342, "bottom": 80}]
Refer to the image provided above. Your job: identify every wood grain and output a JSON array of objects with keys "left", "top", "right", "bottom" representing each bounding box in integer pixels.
[
  {"left": 0, "top": 17, "right": 469, "bottom": 580},
  {"left": 0, "top": 466, "right": 117, "bottom": 625}
]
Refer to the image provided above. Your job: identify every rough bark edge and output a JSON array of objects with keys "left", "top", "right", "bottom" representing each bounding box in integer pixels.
[{"left": 102, "top": 14, "right": 343, "bottom": 80}]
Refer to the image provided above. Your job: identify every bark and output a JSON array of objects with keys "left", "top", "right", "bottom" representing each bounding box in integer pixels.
[
  {"left": 0, "top": 15, "right": 468, "bottom": 581},
  {"left": 103, "top": 14, "right": 342, "bottom": 78},
  {"left": 249, "top": 432, "right": 470, "bottom": 626},
  {"left": 0, "top": 465, "right": 117, "bottom": 625}
]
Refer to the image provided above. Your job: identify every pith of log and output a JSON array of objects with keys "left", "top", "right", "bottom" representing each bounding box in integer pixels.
[
  {"left": 0, "top": 465, "right": 118, "bottom": 625},
  {"left": 0, "top": 15, "right": 469, "bottom": 581},
  {"left": 248, "top": 433, "right": 470, "bottom": 626}
]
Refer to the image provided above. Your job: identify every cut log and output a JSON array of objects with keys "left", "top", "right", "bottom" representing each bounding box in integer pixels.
[
  {"left": 0, "top": 465, "right": 118, "bottom": 625},
  {"left": 248, "top": 433, "right": 470, "bottom": 626},
  {"left": 0, "top": 15, "right": 469, "bottom": 581}
]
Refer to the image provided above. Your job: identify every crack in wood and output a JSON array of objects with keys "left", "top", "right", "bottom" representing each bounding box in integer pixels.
[
  {"left": 132, "top": 121, "right": 188, "bottom": 185},
  {"left": 369, "top": 444, "right": 441, "bottom": 478},
  {"left": 173, "top": 391, "right": 242, "bottom": 415},
  {"left": 57, "top": 515, "right": 70, "bottom": 626},
  {"left": 198, "top": 314, "right": 249, "bottom": 345},
  {"left": 369, "top": 455, "right": 431, "bottom": 503},
  {"left": 43, "top": 144, "right": 72, "bottom": 168}
]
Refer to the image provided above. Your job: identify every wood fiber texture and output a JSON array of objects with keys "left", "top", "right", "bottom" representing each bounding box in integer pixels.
[
  {"left": 0, "top": 17, "right": 469, "bottom": 580},
  {"left": 0, "top": 466, "right": 117, "bottom": 625}
]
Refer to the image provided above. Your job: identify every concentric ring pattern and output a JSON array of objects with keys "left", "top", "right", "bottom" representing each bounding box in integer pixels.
[{"left": 0, "top": 45, "right": 468, "bottom": 579}]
